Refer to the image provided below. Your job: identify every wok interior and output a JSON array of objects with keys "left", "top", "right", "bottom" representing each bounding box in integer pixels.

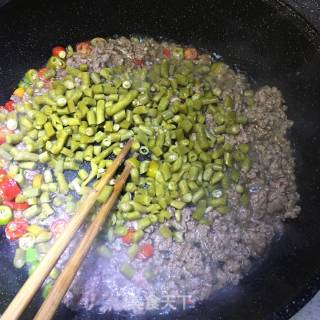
[{"left": 0, "top": 0, "right": 320, "bottom": 319}]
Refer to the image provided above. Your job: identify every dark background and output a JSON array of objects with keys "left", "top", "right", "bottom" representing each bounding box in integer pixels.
[
  {"left": 3, "top": 0, "right": 320, "bottom": 21},
  {"left": 285, "top": 0, "right": 320, "bottom": 29},
  {"left": 0, "top": 0, "right": 320, "bottom": 31}
]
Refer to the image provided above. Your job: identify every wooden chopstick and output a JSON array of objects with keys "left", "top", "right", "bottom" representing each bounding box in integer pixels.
[
  {"left": 1, "top": 139, "right": 133, "bottom": 320},
  {"left": 33, "top": 159, "right": 133, "bottom": 320}
]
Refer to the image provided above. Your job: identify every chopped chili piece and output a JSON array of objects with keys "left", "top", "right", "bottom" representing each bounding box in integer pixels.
[
  {"left": 38, "top": 67, "right": 49, "bottom": 80},
  {"left": 0, "top": 133, "right": 5, "bottom": 145},
  {"left": 52, "top": 46, "right": 66, "bottom": 59},
  {"left": 0, "top": 169, "right": 7, "bottom": 181},
  {"left": 3, "top": 200, "right": 29, "bottom": 211},
  {"left": 162, "top": 47, "right": 171, "bottom": 58},
  {"left": 133, "top": 58, "right": 144, "bottom": 66},
  {"left": 4, "top": 100, "right": 14, "bottom": 112},
  {"left": 137, "top": 243, "right": 154, "bottom": 260},
  {"left": 0, "top": 171, "right": 7, "bottom": 185},
  {"left": 0, "top": 178, "right": 21, "bottom": 201},
  {"left": 5, "top": 218, "right": 28, "bottom": 240},
  {"left": 121, "top": 227, "right": 136, "bottom": 245}
]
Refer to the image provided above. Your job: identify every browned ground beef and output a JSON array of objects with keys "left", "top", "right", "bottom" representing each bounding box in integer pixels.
[{"left": 45, "top": 37, "right": 300, "bottom": 314}]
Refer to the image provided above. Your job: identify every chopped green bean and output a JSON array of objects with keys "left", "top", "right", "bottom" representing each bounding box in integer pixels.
[{"left": 120, "top": 263, "right": 135, "bottom": 279}]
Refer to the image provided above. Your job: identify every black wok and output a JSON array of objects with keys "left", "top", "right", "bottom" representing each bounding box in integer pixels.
[{"left": 0, "top": 0, "right": 320, "bottom": 319}]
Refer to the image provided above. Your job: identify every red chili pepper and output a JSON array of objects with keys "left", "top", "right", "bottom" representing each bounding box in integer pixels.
[
  {"left": 52, "top": 46, "right": 66, "bottom": 59},
  {"left": 0, "top": 178, "right": 21, "bottom": 201},
  {"left": 0, "top": 169, "right": 8, "bottom": 183},
  {"left": 162, "top": 47, "right": 171, "bottom": 58},
  {"left": 76, "top": 42, "right": 92, "bottom": 55},
  {"left": 121, "top": 227, "right": 136, "bottom": 245},
  {"left": 2, "top": 200, "right": 29, "bottom": 211},
  {"left": 38, "top": 67, "right": 49, "bottom": 80},
  {"left": 0, "top": 133, "right": 5, "bottom": 145},
  {"left": 137, "top": 243, "right": 154, "bottom": 260},
  {"left": 133, "top": 58, "right": 144, "bottom": 67},
  {"left": 51, "top": 219, "right": 67, "bottom": 235},
  {"left": 5, "top": 218, "right": 28, "bottom": 240},
  {"left": 4, "top": 101, "right": 14, "bottom": 112},
  {"left": 0, "top": 127, "right": 14, "bottom": 146}
]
